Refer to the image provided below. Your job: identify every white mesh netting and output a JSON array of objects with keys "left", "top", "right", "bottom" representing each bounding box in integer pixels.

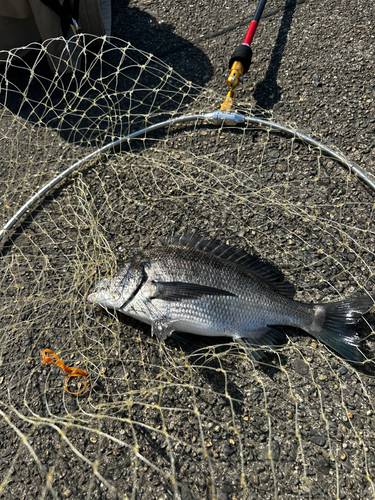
[{"left": 1, "top": 36, "right": 375, "bottom": 500}]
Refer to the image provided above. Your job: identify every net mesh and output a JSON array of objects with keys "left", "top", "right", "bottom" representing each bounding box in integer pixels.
[{"left": 1, "top": 36, "right": 375, "bottom": 500}]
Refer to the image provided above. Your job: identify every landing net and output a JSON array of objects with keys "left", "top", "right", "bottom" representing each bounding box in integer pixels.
[{"left": 1, "top": 36, "right": 375, "bottom": 500}]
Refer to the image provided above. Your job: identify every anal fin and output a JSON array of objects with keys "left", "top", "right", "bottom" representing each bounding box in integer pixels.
[{"left": 235, "top": 327, "right": 285, "bottom": 362}]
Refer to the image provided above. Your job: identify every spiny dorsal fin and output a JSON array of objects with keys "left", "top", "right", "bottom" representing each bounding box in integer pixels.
[{"left": 166, "top": 231, "right": 295, "bottom": 297}]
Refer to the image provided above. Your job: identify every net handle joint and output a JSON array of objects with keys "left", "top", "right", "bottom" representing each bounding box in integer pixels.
[{"left": 221, "top": 0, "right": 267, "bottom": 110}]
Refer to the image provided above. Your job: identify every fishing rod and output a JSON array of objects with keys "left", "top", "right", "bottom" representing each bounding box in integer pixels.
[{"left": 221, "top": 0, "right": 267, "bottom": 110}]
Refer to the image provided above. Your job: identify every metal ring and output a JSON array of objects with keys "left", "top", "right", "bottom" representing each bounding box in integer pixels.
[{"left": 1, "top": 111, "right": 374, "bottom": 244}]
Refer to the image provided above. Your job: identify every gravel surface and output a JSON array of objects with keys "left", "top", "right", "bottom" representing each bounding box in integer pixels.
[{"left": 1, "top": 1, "right": 375, "bottom": 500}]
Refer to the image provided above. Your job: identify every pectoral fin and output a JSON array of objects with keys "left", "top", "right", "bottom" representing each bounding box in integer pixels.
[{"left": 151, "top": 281, "right": 237, "bottom": 302}]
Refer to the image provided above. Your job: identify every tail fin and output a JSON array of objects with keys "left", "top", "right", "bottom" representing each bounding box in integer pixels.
[{"left": 309, "top": 294, "right": 373, "bottom": 363}]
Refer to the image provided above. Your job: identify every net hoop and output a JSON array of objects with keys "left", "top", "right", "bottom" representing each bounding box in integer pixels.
[{"left": 1, "top": 110, "right": 374, "bottom": 246}]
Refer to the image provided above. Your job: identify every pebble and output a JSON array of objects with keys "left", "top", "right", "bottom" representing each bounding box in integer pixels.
[
  {"left": 315, "top": 458, "right": 331, "bottom": 475},
  {"left": 338, "top": 366, "right": 348, "bottom": 376},
  {"left": 309, "top": 432, "right": 326, "bottom": 447},
  {"left": 179, "top": 483, "right": 193, "bottom": 500},
  {"left": 259, "top": 472, "right": 270, "bottom": 483},
  {"left": 262, "top": 440, "right": 280, "bottom": 462},
  {"left": 216, "top": 492, "right": 229, "bottom": 500},
  {"left": 293, "top": 358, "right": 309, "bottom": 376},
  {"left": 223, "top": 443, "right": 235, "bottom": 456},
  {"left": 252, "top": 387, "right": 261, "bottom": 401}
]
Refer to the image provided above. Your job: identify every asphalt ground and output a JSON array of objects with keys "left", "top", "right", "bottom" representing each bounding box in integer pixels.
[
  {"left": 122, "top": 0, "right": 374, "bottom": 161},
  {"left": 1, "top": 1, "right": 375, "bottom": 499}
]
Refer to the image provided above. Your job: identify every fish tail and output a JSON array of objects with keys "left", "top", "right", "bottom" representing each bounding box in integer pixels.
[{"left": 308, "top": 294, "right": 373, "bottom": 363}]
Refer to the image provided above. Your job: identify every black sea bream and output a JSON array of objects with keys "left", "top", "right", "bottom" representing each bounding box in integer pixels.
[{"left": 87, "top": 232, "right": 373, "bottom": 362}]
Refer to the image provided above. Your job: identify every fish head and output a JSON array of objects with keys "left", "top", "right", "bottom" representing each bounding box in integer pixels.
[{"left": 87, "top": 262, "right": 144, "bottom": 310}]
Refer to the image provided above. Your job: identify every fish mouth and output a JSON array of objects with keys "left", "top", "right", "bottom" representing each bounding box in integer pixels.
[{"left": 87, "top": 291, "right": 94, "bottom": 302}]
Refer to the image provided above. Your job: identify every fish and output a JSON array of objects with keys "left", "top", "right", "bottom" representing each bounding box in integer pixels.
[{"left": 87, "top": 231, "right": 373, "bottom": 363}]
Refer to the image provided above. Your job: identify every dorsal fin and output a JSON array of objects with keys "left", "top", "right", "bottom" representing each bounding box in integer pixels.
[{"left": 166, "top": 231, "right": 295, "bottom": 297}]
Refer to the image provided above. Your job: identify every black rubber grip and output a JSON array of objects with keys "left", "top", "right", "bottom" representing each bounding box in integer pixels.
[{"left": 228, "top": 44, "right": 253, "bottom": 74}]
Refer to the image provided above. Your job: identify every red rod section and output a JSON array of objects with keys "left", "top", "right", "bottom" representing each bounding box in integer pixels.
[
  {"left": 243, "top": 20, "right": 259, "bottom": 46},
  {"left": 226, "top": 0, "right": 267, "bottom": 76}
]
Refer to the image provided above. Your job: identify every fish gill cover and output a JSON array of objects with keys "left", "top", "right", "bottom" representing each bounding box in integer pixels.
[{"left": 1, "top": 17, "right": 375, "bottom": 500}]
